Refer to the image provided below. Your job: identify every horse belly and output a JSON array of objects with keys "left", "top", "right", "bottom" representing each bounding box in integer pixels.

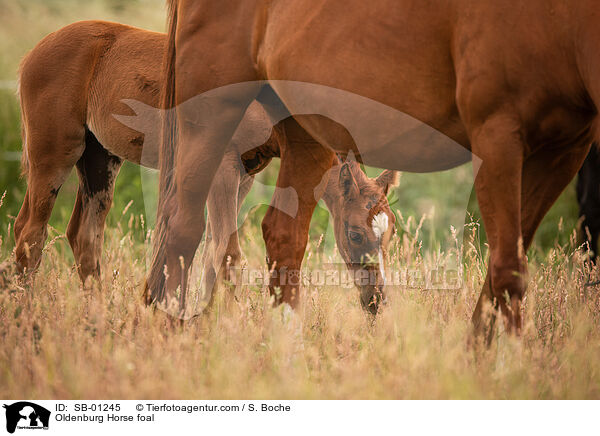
[
  {"left": 86, "top": 35, "right": 166, "bottom": 169},
  {"left": 257, "top": 0, "right": 469, "bottom": 172}
]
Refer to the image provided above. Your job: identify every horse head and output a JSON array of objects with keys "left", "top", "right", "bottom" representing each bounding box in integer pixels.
[{"left": 322, "top": 157, "right": 399, "bottom": 314}]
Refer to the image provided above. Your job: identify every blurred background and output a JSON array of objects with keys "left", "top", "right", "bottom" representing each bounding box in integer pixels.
[{"left": 0, "top": 0, "right": 581, "bottom": 263}]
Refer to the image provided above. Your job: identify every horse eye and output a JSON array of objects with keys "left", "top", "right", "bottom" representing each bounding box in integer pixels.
[{"left": 348, "top": 231, "right": 363, "bottom": 244}]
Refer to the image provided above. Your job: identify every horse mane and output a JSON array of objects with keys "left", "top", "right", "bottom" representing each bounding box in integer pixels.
[{"left": 143, "top": 0, "right": 179, "bottom": 304}]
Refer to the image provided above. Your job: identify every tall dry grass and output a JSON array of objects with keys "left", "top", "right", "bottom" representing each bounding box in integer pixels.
[
  {"left": 0, "top": 0, "right": 598, "bottom": 401},
  {"left": 1, "top": 195, "right": 600, "bottom": 399}
]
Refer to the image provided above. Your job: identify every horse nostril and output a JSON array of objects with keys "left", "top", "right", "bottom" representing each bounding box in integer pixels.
[
  {"left": 360, "top": 288, "right": 385, "bottom": 315},
  {"left": 363, "top": 299, "right": 379, "bottom": 315}
]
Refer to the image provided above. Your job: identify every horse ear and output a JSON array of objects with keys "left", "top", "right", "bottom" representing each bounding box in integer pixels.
[
  {"left": 339, "top": 163, "right": 359, "bottom": 200},
  {"left": 376, "top": 170, "right": 400, "bottom": 194}
]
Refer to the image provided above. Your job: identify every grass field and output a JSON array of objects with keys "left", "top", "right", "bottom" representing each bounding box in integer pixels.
[
  {"left": 2, "top": 0, "right": 600, "bottom": 400},
  {"left": 2, "top": 200, "right": 600, "bottom": 399}
]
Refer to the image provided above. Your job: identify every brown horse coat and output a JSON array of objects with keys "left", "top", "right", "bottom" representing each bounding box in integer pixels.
[
  {"left": 13, "top": 21, "right": 397, "bottom": 313},
  {"left": 148, "top": 0, "right": 600, "bottom": 336}
]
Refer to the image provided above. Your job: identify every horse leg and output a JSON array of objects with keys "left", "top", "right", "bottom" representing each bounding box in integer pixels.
[
  {"left": 66, "top": 130, "right": 122, "bottom": 285},
  {"left": 145, "top": 99, "right": 256, "bottom": 313},
  {"left": 199, "top": 214, "right": 216, "bottom": 303},
  {"left": 220, "top": 170, "right": 255, "bottom": 287},
  {"left": 202, "top": 168, "right": 255, "bottom": 312},
  {"left": 261, "top": 120, "right": 334, "bottom": 308},
  {"left": 201, "top": 153, "right": 244, "bottom": 306},
  {"left": 468, "top": 113, "right": 528, "bottom": 335},
  {"left": 142, "top": 0, "right": 261, "bottom": 311},
  {"left": 14, "top": 131, "right": 84, "bottom": 277},
  {"left": 520, "top": 142, "right": 592, "bottom": 251},
  {"left": 575, "top": 148, "right": 600, "bottom": 262},
  {"left": 472, "top": 134, "right": 591, "bottom": 339},
  {"left": 577, "top": 209, "right": 600, "bottom": 264}
]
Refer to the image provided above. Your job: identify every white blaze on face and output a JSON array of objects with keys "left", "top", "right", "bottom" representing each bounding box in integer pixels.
[
  {"left": 371, "top": 212, "right": 389, "bottom": 285},
  {"left": 371, "top": 212, "right": 388, "bottom": 239}
]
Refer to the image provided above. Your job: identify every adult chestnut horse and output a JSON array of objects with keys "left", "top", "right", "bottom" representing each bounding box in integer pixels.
[
  {"left": 12, "top": 21, "right": 397, "bottom": 313},
  {"left": 146, "top": 0, "right": 599, "bottom": 340}
]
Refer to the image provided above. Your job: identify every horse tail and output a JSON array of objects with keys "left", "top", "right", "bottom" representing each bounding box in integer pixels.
[
  {"left": 19, "top": 113, "right": 28, "bottom": 179},
  {"left": 159, "top": 0, "right": 178, "bottom": 202},
  {"left": 144, "top": 0, "right": 179, "bottom": 304},
  {"left": 16, "top": 61, "right": 29, "bottom": 179}
]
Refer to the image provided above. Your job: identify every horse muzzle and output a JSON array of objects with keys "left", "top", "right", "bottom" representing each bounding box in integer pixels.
[{"left": 359, "top": 284, "right": 386, "bottom": 315}]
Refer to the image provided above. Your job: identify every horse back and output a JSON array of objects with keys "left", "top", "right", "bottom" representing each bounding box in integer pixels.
[{"left": 19, "top": 20, "right": 166, "bottom": 165}]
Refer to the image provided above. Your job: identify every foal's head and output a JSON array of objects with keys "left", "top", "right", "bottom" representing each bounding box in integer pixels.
[{"left": 324, "top": 160, "right": 399, "bottom": 314}]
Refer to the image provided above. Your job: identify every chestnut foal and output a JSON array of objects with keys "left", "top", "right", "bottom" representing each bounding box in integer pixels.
[{"left": 11, "top": 21, "right": 398, "bottom": 313}]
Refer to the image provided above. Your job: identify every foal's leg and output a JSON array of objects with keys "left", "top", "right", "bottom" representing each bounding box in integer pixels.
[
  {"left": 200, "top": 164, "right": 255, "bottom": 310},
  {"left": 261, "top": 120, "right": 334, "bottom": 308},
  {"left": 201, "top": 154, "right": 244, "bottom": 302},
  {"left": 66, "top": 130, "right": 123, "bottom": 285},
  {"left": 219, "top": 170, "right": 255, "bottom": 287},
  {"left": 199, "top": 214, "right": 215, "bottom": 300},
  {"left": 14, "top": 129, "right": 85, "bottom": 276}
]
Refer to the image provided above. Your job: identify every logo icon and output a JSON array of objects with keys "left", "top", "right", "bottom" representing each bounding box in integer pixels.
[{"left": 3, "top": 402, "right": 50, "bottom": 434}]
